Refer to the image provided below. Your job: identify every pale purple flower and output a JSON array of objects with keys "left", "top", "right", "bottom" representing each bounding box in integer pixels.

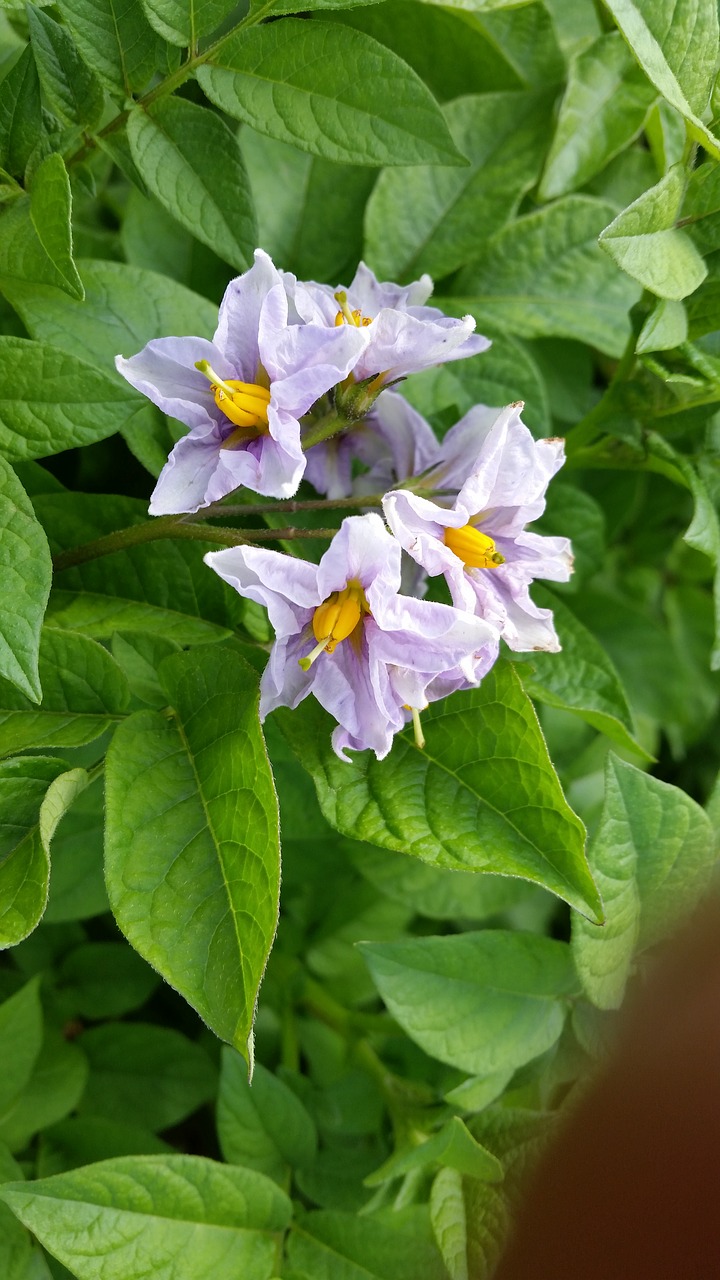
[
  {"left": 204, "top": 514, "right": 498, "bottom": 760},
  {"left": 290, "top": 261, "right": 490, "bottom": 387},
  {"left": 383, "top": 403, "right": 573, "bottom": 654},
  {"left": 303, "top": 390, "right": 441, "bottom": 499},
  {"left": 116, "top": 250, "right": 369, "bottom": 514}
]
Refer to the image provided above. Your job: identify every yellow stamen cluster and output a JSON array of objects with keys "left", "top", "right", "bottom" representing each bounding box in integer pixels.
[
  {"left": 333, "top": 290, "right": 372, "bottom": 328},
  {"left": 299, "top": 581, "right": 370, "bottom": 671},
  {"left": 444, "top": 524, "right": 505, "bottom": 569},
  {"left": 194, "top": 360, "right": 271, "bottom": 448}
]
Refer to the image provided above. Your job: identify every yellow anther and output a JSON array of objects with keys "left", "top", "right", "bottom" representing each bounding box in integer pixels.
[
  {"left": 299, "top": 581, "right": 370, "bottom": 670},
  {"left": 195, "top": 360, "right": 270, "bottom": 438},
  {"left": 444, "top": 524, "right": 505, "bottom": 569},
  {"left": 333, "top": 290, "right": 372, "bottom": 328}
]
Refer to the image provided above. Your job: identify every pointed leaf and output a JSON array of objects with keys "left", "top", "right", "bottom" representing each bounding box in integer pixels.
[
  {"left": 54, "top": 0, "right": 164, "bottom": 95},
  {"left": 0, "top": 757, "right": 78, "bottom": 947},
  {"left": 127, "top": 98, "right": 257, "bottom": 272},
  {"left": 105, "top": 647, "right": 280, "bottom": 1055},
  {"left": 278, "top": 662, "right": 602, "bottom": 921},
  {"left": 141, "top": 0, "right": 229, "bottom": 45},
  {"left": 599, "top": 164, "right": 707, "bottom": 299},
  {"left": 0, "top": 455, "right": 51, "bottom": 703},
  {"left": 197, "top": 19, "right": 464, "bottom": 167},
  {"left": 572, "top": 755, "right": 717, "bottom": 1008},
  {"left": 366, "top": 1117, "right": 503, "bottom": 1185},
  {"left": 0, "top": 1155, "right": 291, "bottom": 1280},
  {"left": 0, "top": 979, "right": 43, "bottom": 1119},
  {"left": 218, "top": 1050, "right": 317, "bottom": 1183},
  {"left": 359, "top": 931, "right": 579, "bottom": 1075},
  {"left": 26, "top": 6, "right": 104, "bottom": 128},
  {"left": 0, "top": 153, "right": 83, "bottom": 300},
  {"left": 0, "top": 46, "right": 42, "bottom": 178}
]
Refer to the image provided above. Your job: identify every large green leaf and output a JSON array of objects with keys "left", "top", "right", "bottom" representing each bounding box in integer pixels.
[
  {"left": 0, "top": 338, "right": 138, "bottom": 460},
  {"left": 602, "top": 0, "right": 720, "bottom": 156},
  {"left": 513, "top": 588, "right": 647, "bottom": 757},
  {"left": 450, "top": 197, "right": 640, "bottom": 357},
  {"left": 364, "top": 91, "right": 552, "bottom": 282},
  {"left": 0, "top": 153, "right": 83, "bottom": 299},
  {"left": 55, "top": 0, "right": 164, "bottom": 96},
  {"left": 279, "top": 662, "right": 602, "bottom": 921},
  {"left": 127, "top": 98, "right": 257, "bottom": 272},
  {"left": 599, "top": 164, "right": 707, "bottom": 299},
  {"left": 0, "top": 758, "right": 82, "bottom": 947},
  {"left": 287, "top": 1207, "right": 448, "bottom": 1280},
  {"left": 2, "top": 258, "right": 217, "bottom": 376},
  {"left": 26, "top": 6, "right": 104, "bottom": 128},
  {"left": 0, "top": 455, "right": 51, "bottom": 703},
  {"left": 0, "top": 47, "right": 42, "bottom": 178},
  {"left": 38, "top": 493, "right": 233, "bottom": 644},
  {"left": 0, "top": 979, "right": 43, "bottom": 1119},
  {"left": 572, "top": 755, "right": 717, "bottom": 1009},
  {"left": 0, "top": 628, "right": 129, "bottom": 755},
  {"left": 197, "top": 19, "right": 464, "bottom": 167},
  {"left": 105, "top": 647, "right": 281, "bottom": 1056},
  {"left": 77, "top": 1023, "right": 216, "bottom": 1131},
  {"left": 218, "top": 1050, "right": 317, "bottom": 1183},
  {"left": 0, "top": 1155, "right": 292, "bottom": 1280},
  {"left": 540, "top": 33, "right": 656, "bottom": 199},
  {"left": 359, "top": 931, "right": 578, "bottom": 1075}
]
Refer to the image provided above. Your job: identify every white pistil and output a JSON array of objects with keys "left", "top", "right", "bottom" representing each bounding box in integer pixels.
[{"left": 298, "top": 636, "right": 331, "bottom": 672}]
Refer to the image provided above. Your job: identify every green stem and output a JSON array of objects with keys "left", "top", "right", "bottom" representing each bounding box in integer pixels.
[
  {"left": 201, "top": 493, "right": 386, "bottom": 519},
  {"left": 301, "top": 410, "right": 351, "bottom": 449},
  {"left": 65, "top": 0, "right": 283, "bottom": 167},
  {"left": 52, "top": 517, "right": 338, "bottom": 572}
]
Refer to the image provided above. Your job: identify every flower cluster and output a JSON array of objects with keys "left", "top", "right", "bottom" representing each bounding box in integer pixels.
[{"left": 117, "top": 252, "right": 571, "bottom": 760}]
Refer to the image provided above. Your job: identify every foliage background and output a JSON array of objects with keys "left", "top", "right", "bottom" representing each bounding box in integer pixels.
[{"left": 0, "top": 0, "right": 719, "bottom": 1275}]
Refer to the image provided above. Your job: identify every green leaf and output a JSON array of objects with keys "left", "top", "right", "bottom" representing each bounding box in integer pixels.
[
  {"left": 680, "top": 162, "right": 720, "bottom": 255},
  {"left": 359, "top": 931, "right": 578, "bottom": 1075},
  {"left": 240, "top": 127, "right": 375, "bottom": 285},
  {"left": 450, "top": 197, "right": 640, "bottom": 357},
  {"left": 0, "top": 46, "right": 42, "bottom": 178},
  {"left": 540, "top": 33, "right": 656, "bottom": 199},
  {"left": 0, "top": 757, "right": 78, "bottom": 948},
  {"left": 54, "top": 0, "right": 164, "bottom": 96},
  {"left": 105, "top": 647, "right": 281, "bottom": 1055},
  {"left": 127, "top": 98, "right": 257, "bottom": 273},
  {"left": 467, "top": 4, "right": 565, "bottom": 90},
  {"left": 26, "top": 6, "right": 104, "bottom": 128},
  {"left": 45, "top": 775, "right": 108, "bottom": 923},
  {"left": 365, "top": 1117, "right": 502, "bottom": 1185},
  {"left": 572, "top": 754, "right": 716, "bottom": 1008},
  {"left": 110, "top": 629, "right": 180, "bottom": 707},
  {"left": 646, "top": 434, "right": 720, "bottom": 670},
  {"left": 0, "top": 978, "right": 42, "bottom": 1119},
  {"left": 443, "top": 1070, "right": 514, "bottom": 1112},
  {"left": 364, "top": 90, "right": 552, "bottom": 282},
  {"left": 0, "top": 152, "right": 83, "bottom": 299},
  {"left": 0, "top": 1155, "right": 292, "bottom": 1280},
  {"left": 636, "top": 297, "right": 688, "bottom": 352},
  {"left": 430, "top": 1168, "right": 468, "bottom": 1280},
  {"left": 38, "top": 493, "right": 232, "bottom": 644},
  {"left": 0, "top": 1030, "right": 88, "bottom": 1152},
  {"left": 0, "top": 454, "right": 51, "bottom": 703},
  {"left": 350, "top": 841, "right": 549, "bottom": 922},
  {"left": 37, "top": 1117, "right": 171, "bottom": 1178},
  {"left": 287, "top": 1206, "right": 448, "bottom": 1280},
  {"left": 77, "top": 1023, "right": 216, "bottom": 1131},
  {"left": 0, "top": 338, "right": 138, "bottom": 460},
  {"left": 599, "top": 164, "right": 707, "bottom": 299},
  {"left": 279, "top": 662, "right": 601, "bottom": 921},
  {"left": 0, "top": 629, "right": 130, "bottom": 755},
  {"left": 512, "top": 588, "right": 648, "bottom": 757},
  {"left": 602, "top": 0, "right": 720, "bottom": 157},
  {"left": 141, "top": 0, "right": 229, "bottom": 45},
  {"left": 2, "top": 257, "right": 217, "bottom": 374},
  {"left": 58, "top": 942, "right": 158, "bottom": 1019},
  {"left": 218, "top": 1049, "right": 317, "bottom": 1183},
  {"left": 197, "top": 19, "right": 464, "bottom": 167}
]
